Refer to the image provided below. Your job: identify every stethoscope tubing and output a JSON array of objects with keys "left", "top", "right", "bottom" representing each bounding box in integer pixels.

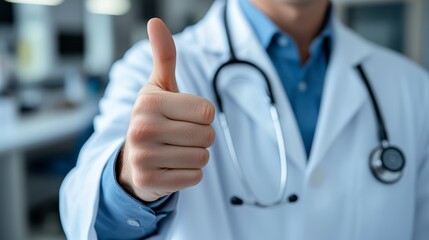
[
  {"left": 212, "top": 2, "right": 406, "bottom": 208},
  {"left": 212, "top": 4, "right": 288, "bottom": 208}
]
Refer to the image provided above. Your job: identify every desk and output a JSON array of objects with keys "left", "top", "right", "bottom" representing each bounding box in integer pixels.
[{"left": 0, "top": 99, "right": 99, "bottom": 240}]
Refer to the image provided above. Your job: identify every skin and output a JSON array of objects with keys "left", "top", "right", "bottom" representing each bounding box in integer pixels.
[
  {"left": 118, "top": 19, "right": 215, "bottom": 202},
  {"left": 119, "top": 0, "right": 330, "bottom": 203},
  {"left": 252, "top": 0, "right": 330, "bottom": 63}
]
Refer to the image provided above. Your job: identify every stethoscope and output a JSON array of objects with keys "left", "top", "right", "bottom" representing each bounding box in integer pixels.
[{"left": 212, "top": 4, "right": 406, "bottom": 208}]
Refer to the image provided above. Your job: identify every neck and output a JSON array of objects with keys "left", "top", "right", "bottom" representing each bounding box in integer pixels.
[{"left": 251, "top": 0, "right": 330, "bottom": 63}]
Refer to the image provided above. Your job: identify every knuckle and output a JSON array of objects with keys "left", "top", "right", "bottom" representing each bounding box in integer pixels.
[
  {"left": 198, "top": 100, "right": 215, "bottom": 124},
  {"left": 128, "top": 125, "right": 144, "bottom": 142},
  {"left": 129, "top": 119, "right": 159, "bottom": 142},
  {"left": 135, "top": 93, "right": 164, "bottom": 113},
  {"left": 135, "top": 149, "right": 156, "bottom": 164},
  {"left": 127, "top": 149, "right": 142, "bottom": 166}
]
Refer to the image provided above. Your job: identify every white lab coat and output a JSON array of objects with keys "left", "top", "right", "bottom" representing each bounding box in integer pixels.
[{"left": 60, "top": 0, "right": 429, "bottom": 239}]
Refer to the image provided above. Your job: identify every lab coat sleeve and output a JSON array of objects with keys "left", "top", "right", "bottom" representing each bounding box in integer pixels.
[
  {"left": 412, "top": 73, "right": 429, "bottom": 240},
  {"left": 60, "top": 40, "right": 179, "bottom": 239},
  {"left": 94, "top": 146, "right": 178, "bottom": 239}
]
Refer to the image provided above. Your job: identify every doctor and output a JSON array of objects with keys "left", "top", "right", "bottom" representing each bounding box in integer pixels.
[{"left": 60, "top": 0, "right": 429, "bottom": 239}]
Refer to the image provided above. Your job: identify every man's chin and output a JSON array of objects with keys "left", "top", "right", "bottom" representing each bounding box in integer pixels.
[{"left": 273, "top": 0, "right": 320, "bottom": 7}]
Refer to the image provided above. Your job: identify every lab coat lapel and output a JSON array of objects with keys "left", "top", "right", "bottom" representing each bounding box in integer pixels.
[
  {"left": 307, "top": 20, "right": 372, "bottom": 171},
  {"left": 224, "top": 0, "right": 308, "bottom": 171}
]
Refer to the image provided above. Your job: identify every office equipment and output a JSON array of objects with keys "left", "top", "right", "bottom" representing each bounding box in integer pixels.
[
  {"left": 0, "top": 97, "right": 99, "bottom": 240},
  {"left": 0, "top": 1, "right": 15, "bottom": 26},
  {"left": 58, "top": 31, "right": 85, "bottom": 57}
]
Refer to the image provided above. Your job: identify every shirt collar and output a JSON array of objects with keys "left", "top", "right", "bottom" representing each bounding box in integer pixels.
[{"left": 239, "top": 0, "right": 334, "bottom": 52}]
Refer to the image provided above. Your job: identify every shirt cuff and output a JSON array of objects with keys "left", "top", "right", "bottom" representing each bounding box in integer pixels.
[{"left": 95, "top": 145, "right": 178, "bottom": 239}]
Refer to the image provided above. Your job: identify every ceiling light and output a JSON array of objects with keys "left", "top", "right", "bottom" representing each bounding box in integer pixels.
[
  {"left": 86, "top": 0, "right": 131, "bottom": 16},
  {"left": 5, "top": 0, "right": 63, "bottom": 6}
]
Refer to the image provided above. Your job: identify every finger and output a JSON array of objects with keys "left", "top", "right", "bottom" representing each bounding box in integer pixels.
[
  {"left": 139, "top": 145, "right": 210, "bottom": 169},
  {"left": 131, "top": 118, "right": 215, "bottom": 148},
  {"left": 148, "top": 169, "right": 203, "bottom": 192},
  {"left": 161, "top": 121, "right": 215, "bottom": 148},
  {"left": 147, "top": 18, "right": 178, "bottom": 92},
  {"left": 161, "top": 92, "right": 215, "bottom": 125}
]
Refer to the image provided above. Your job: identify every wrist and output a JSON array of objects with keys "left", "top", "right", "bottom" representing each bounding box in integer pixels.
[{"left": 116, "top": 144, "right": 137, "bottom": 198}]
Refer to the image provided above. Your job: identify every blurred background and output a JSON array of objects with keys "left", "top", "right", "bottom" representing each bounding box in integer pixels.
[{"left": 0, "top": 0, "right": 428, "bottom": 239}]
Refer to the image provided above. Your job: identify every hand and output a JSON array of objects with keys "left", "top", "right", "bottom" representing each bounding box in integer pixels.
[{"left": 117, "top": 18, "right": 216, "bottom": 203}]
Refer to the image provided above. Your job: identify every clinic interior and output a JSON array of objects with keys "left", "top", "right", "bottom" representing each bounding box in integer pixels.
[{"left": 0, "top": 0, "right": 428, "bottom": 239}]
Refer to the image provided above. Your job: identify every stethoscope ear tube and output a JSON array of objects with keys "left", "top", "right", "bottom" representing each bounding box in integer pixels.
[
  {"left": 212, "top": 59, "right": 276, "bottom": 114},
  {"left": 214, "top": 1, "right": 293, "bottom": 207},
  {"left": 355, "top": 65, "right": 389, "bottom": 143},
  {"left": 213, "top": 3, "right": 293, "bottom": 208},
  {"left": 230, "top": 194, "right": 299, "bottom": 207},
  {"left": 220, "top": 109, "right": 291, "bottom": 208}
]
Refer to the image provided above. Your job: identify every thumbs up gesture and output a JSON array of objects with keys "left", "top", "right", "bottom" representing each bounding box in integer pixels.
[{"left": 118, "top": 19, "right": 216, "bottom": 202}]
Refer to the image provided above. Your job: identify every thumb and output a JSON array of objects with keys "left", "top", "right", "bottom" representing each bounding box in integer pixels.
[{"left": 147, "top": 18, "right": 178, "bottom": 92}]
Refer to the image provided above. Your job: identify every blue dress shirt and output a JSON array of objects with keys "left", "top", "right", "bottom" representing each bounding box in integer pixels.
[{"left": 95, "top": 1, "right": 333, "bottom": 239}]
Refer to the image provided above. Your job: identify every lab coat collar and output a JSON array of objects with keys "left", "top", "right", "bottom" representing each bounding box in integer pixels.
[
  {"left": 195, "top": 0, "right": 373, "bottom": 171},
  {"left": 307, "top": 20, "right": 373, "bottom": 171},
  {"left": 194, "top": 0, "right": 248, "bottom": 57},
  {"left": 195, "top": 0, "right": 371, "bottom": 66}
]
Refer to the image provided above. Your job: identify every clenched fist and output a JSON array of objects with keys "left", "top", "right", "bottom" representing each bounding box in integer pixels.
[{"left": 117, "top": 19, "right": 216, "bottom": 203}]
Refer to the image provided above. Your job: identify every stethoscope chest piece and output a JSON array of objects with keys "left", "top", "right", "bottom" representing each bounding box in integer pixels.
[{"left": 370, "top": 146, "right": 405, "bottom": 184}]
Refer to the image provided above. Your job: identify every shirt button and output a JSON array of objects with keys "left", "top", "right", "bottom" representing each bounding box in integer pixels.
[
  {"left": 127, "top": 219, "right": 141, "bottom": 227},
  {"left": 298, "top": 81, "right": 307, "bottom": 92},
  {"left": 277, "top": 37, "right": 289, "bottom": 47}
]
